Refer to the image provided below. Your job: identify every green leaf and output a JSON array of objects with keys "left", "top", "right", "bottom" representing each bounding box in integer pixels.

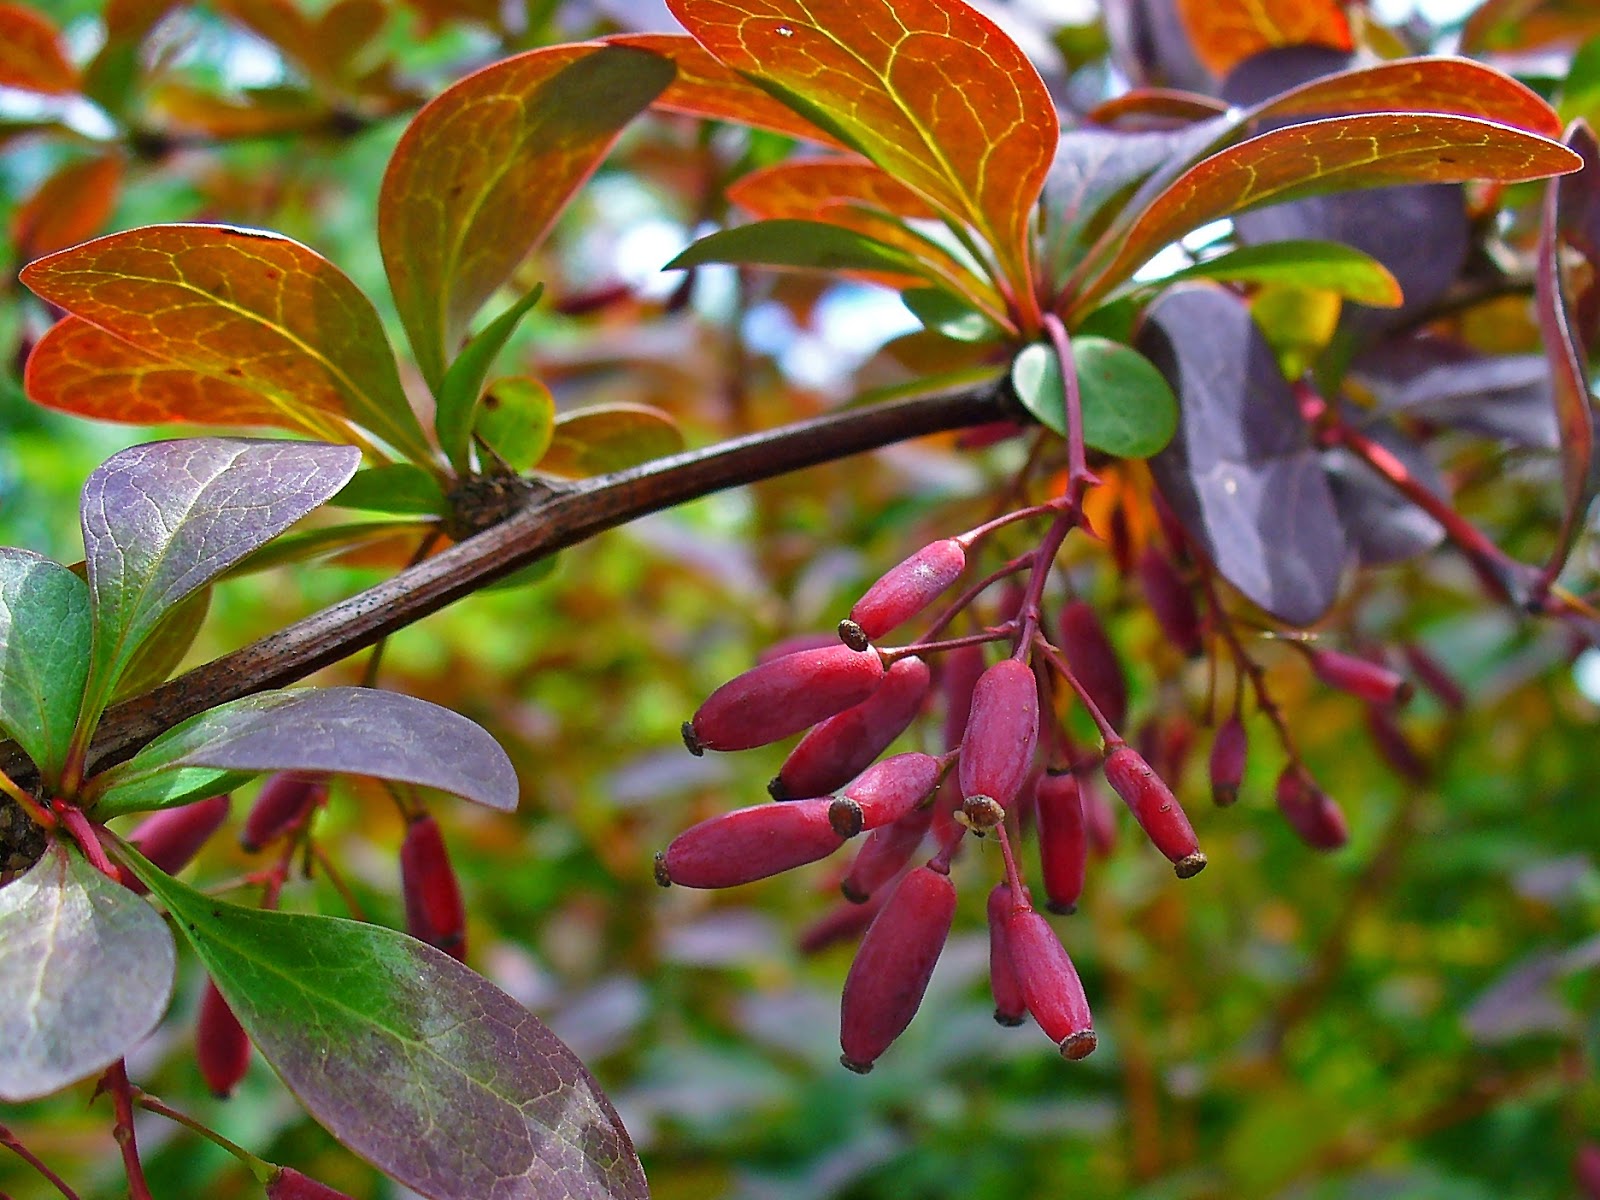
[
  {"left": 111, "top": 586, "right": 211, "bottom": 704},
  {"left": 666, "top": 219, "right": 928, "bottom": 277},
  {"left": 0, "top": 842, "right": 175, "bottom": 1102},
  {"left": 540, "top": 404, "right": 685, "bottom": 478},
  {"left": 120, "top": 848, "right": 648, "bottom": 1200},
  {"left": 1127, "top": 239, "right": 1404, "bottom": 306},
  {"left": 899, "top": 288, "right": 1000, "bottom": 343},
  {"left": 1011, "top": 338, "right": 1179, "bottom": 459},
  {"left": 434, "top": 283, "right": 545, "bottom": 474},
  {"left": 333, "top": 464, "right": 449, "bottom": 517},
  {"left": 475, "top": 376, "right": 556, "bottom": 473},
  {"left": 0, "top": 549, "right": 90, "bottom": 785}
]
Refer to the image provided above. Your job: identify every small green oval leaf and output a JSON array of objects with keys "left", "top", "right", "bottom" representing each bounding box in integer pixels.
[
  {"left": 666, "top": 218, "right": 928, "bottom": 277},
  {"left": 1011, "top": 338, "right": 1179, "bottom": 459},
  {"left": 540, "top": 404, "right": 684, "bottom": 478},
  {"left": 476, "top": 376, "right": 556, "bottom": 473},
  {"left": 0, "top": 549, "right": 90, "bottom": 784},
  {"left": 333, "top": 464, "right": 449, "bottom": 517},
  {"left": 899, "top": 288, "right": 1000, "bottom": 342}
]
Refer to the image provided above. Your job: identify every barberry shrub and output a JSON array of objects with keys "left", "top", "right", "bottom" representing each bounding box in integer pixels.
[{"left": 1, "top": 0, "right": 1599, "bottom": 1197}]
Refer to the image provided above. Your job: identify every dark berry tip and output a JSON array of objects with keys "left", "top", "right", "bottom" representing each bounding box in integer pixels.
[
  {"left": 828, "top": 797, "right": 865, "bottom": 838},
  {"left": 993, "top": 1010, "right": 1026, "bottom": 1027},
  {"left": 652, "top": 851, "right": 673, "bottom": 888},
  {"left": 1060, "top": 1029, "right": 1098, "bottom": 1060},
  {"left": 839, "top": 1054, "right": 874, "bottom": 1075},
  {"left": 1173, "top": 851, "right": 1208, "bottom": 879},
  {"left": 767, "top": 776, "right": 789, "bottom": 801},
  {"left": 840, "top": 881, "right": 869, "bottom": 904},
  {"left": 1212, "top": 785, "right": 1239, "bottom": 808},
  {"left": 1044, "top": 900, "right": 1078, "bottom": 916},
  {"left": 681, "top": 721, "right": 704, "bottom": 756},
  {"left": 837, "top": 619, "right": 870, "bottom": 652}
]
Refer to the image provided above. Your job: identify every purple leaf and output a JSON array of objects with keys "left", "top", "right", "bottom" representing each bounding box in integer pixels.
[
  {"left": 122, "top": 851, "right": 646, "bottom": 1200},
  {"left": 78, "top": 438, "right": 361, "bottom": 727},
  {"left": 1141, "top": 283, "right": 1348, "bottom": 625},
  {"left": 0, "top": 841, "right": 175, "bottom": 1101},
  {"left": 1322, "top": 418, "right": 1446, "bottom": 566},
  {"left": 1349, "top": 337, "right": 1559, "bottom": 449},
  {"left": 91, "top": 687, "right": 518, "bottom": 818}
]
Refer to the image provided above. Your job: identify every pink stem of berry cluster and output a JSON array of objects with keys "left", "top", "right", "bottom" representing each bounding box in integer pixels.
[{"left": 101, "top": 1061, "right": 153, "bottom": 1200}]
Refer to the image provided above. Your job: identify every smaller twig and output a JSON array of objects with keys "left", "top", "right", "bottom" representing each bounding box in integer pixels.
[
  {"left": 0, "top": 1123, "right": 81, "bottom": 1200},
  {"left": 131, "top": 1090, "right": 273, "bottom": 1181},
  {"left": 101, "top": 1061, "right": 153, "bottom": 1200}
]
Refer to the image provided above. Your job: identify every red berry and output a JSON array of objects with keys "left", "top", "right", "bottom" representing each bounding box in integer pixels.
[
  {"left": 771, "top": 656, "right": 932, "bottom": 799},
  {"left": 266, "top": 1167, "right": 358, "bottom": 1199},
  {"left": 987, "top": 882, "right": 1027, "bottom": 1025},
  {"left": 240, "top": 772, "right": 327, "bottom": 852},
  {"left": 685, "top": 645, "right": 885, "bottom": 754},
  {"left": 1209, "top": 716, "right": 1248, "bottom": 807},
  {"left": 1058, "top": 601, "right": 1127, "bottom": 730},
  {"left": 401, "top": 815, "right": 467, "bottom": 961},
  {"left": 958, "top": 658, "right": 1040, "bottom": 813},
  {"left": 839, "top": 864, "right": 957, "bottom": 1072},
  {"left": 1308, "top": 647, "right": 1412, "bottom": 707},
  {"left": 1576, "top": 1142, "right": 1600, "bottom": 1198},
  {"left": 849, "top": 538, "right": 967, "bottom": 640},
  {"left": 124, "top": 794, "right": 230, "bottom": 895},
  {"left": 1004, "top": 905, "right": 1096, "bottom": 1059},
  {"left": 1101, "top": 746, "right": 1205, "bottom": 877},
  {"left": 840, "top": 805, "right": 932, "bottom": 903},
  {"left": 939, "top": 643, "right": 987, "bottom": 751},
  {"left": 1136, "top": 547, "right": 1202, "bottom": 658},
  {"left": 196, "top": 979, "right": 250, "bottom": 1098},
  {"left": 1401, "top": 643, "right": 1466, "bottom": 711},
  {"left": 1035, "top": 770, "right": 1087, "bottom": 914},
  {"left": 657, "top": 798, "right": 851, "bottom": 889},
  {"left": 831, "top": 752, "right": 942, "bottom": 833},
  {"left": 1364, "top": 704, "right": 1429, "bottom": 783},
  {"left": 1080, "top": 775, "right": 1118, "bottom": 856},
  {"left": 1275, "top": 768, "right": 1349, "bottom": 850},
  {"left": 798, "top": 891, "right": 886, "bottom": 955}
]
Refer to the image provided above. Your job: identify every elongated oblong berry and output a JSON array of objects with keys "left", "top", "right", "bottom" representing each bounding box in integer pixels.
[
  {"left": 1364, "top": 704, "right": 1429, "bottom": 783},
  {"left": 849, "top": 539, "right": 967, "bottom": 641},
  {"left": 987, "top": 882, "right": 1027, "bottom": 1025},
  {"left": 1136, "top": 547, "right": 1202, "bottom": 658},
  {"left": 772, "top": 657, "right": 932, "bottom": 799},
  {"left": 839, "top": 864, "right": 957, "bottom": 1072},
  {"left": 240, "top": 772, "right": 327, "bottom": 852},
  {"left": 958, "top": 658, "right": 1040, "bottom": 811},
  {"left": 1059, "top": 600, "right": 1127, "bottom": 730},
  {"left": 123, "top": 794, "right": 230, "bottom": 894},
  {"left": 685, "top": 645, "right": 885, "bottom": 754},
  {"left": 940, "top": 643, "right": 987, "bottom": 751},
  {"left": 1401, "top": 642, "right": 1466, "bottom": 711},
  {"left": 401, "top": 814, "right": 467, "bottom": 961},
  {"left": 835, "top": 752, "right": 942, "bottom": 831},
  {"left": 798, "top": 892, "right": 886, "bottom": 955},
  {"left": 1309, "top": 648, "right": 1412, "bottom": 707},
  {"left": 1102, "top": 746, "right": 1205, "bottom": 877},
  {"left": 841, "top": 805, "right": 932, "bottom": 903},
  {"left": 1035, "top": 771, "right": 1087, "bottom": 914},
  {"left": 658, "top": 798, "right": 850, "bottom": 888},
  {"left": 1275, "top": 768, "right": 1349, "bottom": 850},
  {"left": 1004, "top": 906, "right": 1096, "bottom": 1059},
  {"left": 197, "top": 978, "right": 250, "bottom": 1097},
  {"left": 1209, "top": 716, "right": 1248, "bottom": 807},
  {"left": 267, "top": 1168, "right": 358, "bottom": 1199}
]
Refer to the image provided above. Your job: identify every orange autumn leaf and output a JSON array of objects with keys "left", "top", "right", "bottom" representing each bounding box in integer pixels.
[
  {"left": 1175, "top": 0, "right": 1351, "bottom": 78},
  {"left": 0, "top": 4, "right": 78, "bottom": 93},
  {"left": 12, "top": 155, "right": 124, "bottom": 262}
]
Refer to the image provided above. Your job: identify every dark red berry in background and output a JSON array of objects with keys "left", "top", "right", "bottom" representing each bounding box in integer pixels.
[
  {"left": 849, "top": 538, "right": 967, "bottom": 641},
  {"left": 839, "top": 864, "right": 957, "bottom": 1073},
  {"left": 939, "top": 642, "right": 988, "bottom": 751},
  {"left": 1308, "top": 647, "right": 1413, "bottom": 707},
  {"left": 658, "top": 798, "right": 851, "bottom": 889},
  {"left": 266, "top": 1167, "right": 358, "bottom": 1199},
  {"left": 123, "top": 794, "right": 230, "bottom": 895},
  {"left": 958, "top": 658, "right": 1040, "bottom": 812},
  {"left": 1209, "top": 716, "right": 1248, "bottom": 807},
  {"left": 987, "top": 882, "right": 1027, "bottom": 1026},
  {"left": 240, "top": 772, "right": 327, "bottom": 852},
  {"left": 841, "top": 805, "right": 932, "bottom": 903},
  {"left": 197, "top": 979, "right": 250, "bottom": 1098},
  {"left": 1004, "top": 905, "right": 1096, "bottom": 1059},
  {"left": 1081, "top": 775, "right": 1118, "bottom": 857},
  {"left": 798, "top": 890, "right": 887, "bottom": 955},
  {"left": 1059, "top": 600, "right": 1128, "bottom": 729},
  {"left": 1102, "top": 746, "right": 1205, "bottom": 877},
  {"left": 401, "top": 814, "right": 467, "bottom": 961},
  {"left": 771, "top": 656, "right": 932, "bottom": 799},
  {"left": 1275, "top": 767, "right": 1349, "bottom": 851},
  {"left": 1575, "top": 1142, "right": 1600, "bottom": 1198},
  {"left": 833, "top": 752, "right": 942, "bottom": 833},
  {"left": 1401, "top": 642, "right": 1466, "bottom": 711},
  {"left": 684, "top": 644, "right": 885, "bottom": 754},
  {"left": 1136, "top": 546, "right": 1202, "bottom": 658},
  {"left": 1364, "top": 704, "right": 1430, "bottom": 784},
  {"left": 1035, "top": 770, "right": 1087, "bottom": 914}
]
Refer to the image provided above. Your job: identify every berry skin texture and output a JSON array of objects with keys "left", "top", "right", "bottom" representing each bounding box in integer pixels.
[
  {"left": 839, "top": 864, "right": 957, "bottom": 1073},
  {"left": 240, "top": 772, "right": 328, "bottom": 852},
  {"left": 123, "top": 794, "right": 230, "bottom": 895},
  {"left": 400, "top": 815, "right": 467, "bottom": 961},
  {"left": 1034, "top": 771, "right": 1087, "bottom": 914},
  {"left": 196, "top": 979, "right": 250, "bottom": 1098},
  {"left": 657, "top": 798, "right": 851, "bottom": 889},
  {"left": 772, "top": 656, "right": 932, "bottom": 799},
  {"left": 685, "top": 645, "right": 885, "bottom": 754},
  {"left": 1308, "top": 648, "right": 1413, "bottom": 707},
  {"left": 1101, "top": 746, "right": 1206, "bottom": 877},
  {"left": 849, "top": 538, "right": 967, "bottom": 640},
  {"left": 266, "top": 1167, "right": 358, "bottom": 1199},
  {"left": 841, "top": 805, "right": 933, "bottom": 903},
  {"left": 1275, "top": 768, "right": 1350, "bottom": 851},
  {"left": 958, "top": 658, "right": 1041, "bottom": 813},
  {"left": 1208, "top": 716, "right": 1248, "bottom": 807},
  {"left": 1004, "top": 905, "right": 1096, "bottom": 1059},
  {"left": 1059, "top": 600, "right": 1128, "bottom": 730},
  {"left": 987, "top": 882, "right": 1027, "bottom": 1025}
]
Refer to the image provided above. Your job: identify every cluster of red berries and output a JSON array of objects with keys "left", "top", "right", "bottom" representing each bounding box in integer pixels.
[{"left": 656, "top": 501, "right": 1443, "bottom": 1073}]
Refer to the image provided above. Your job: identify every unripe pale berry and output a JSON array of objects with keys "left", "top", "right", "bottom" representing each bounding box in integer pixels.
[
  {"left": 684, "top": 645, "right": 885, "bottom": 754},
  {"left": 958, "top": 658, "right": 1040, "bottom": 813},
  {"left": 1059, "top": 600, "right": 1128, "bottom": 729},
  {"left": 1102, "top": 746, "right": 1205, "bottom": 877},
  {"left": 771, "top": 656, "right": 932, "bottom": 799},
  {"left": 848, "top": 538, "right": 967, "bottom": 641},
  {"left": 266, "top": 1167, "right": 358, "bottom": 1199},
  {"left": 400, "top": 814, "right": 467, "bottom": 961},
  {"left": 840, "top": 805, "right": 932, "bottom": 903},
  {"left": 987, "top": 881, "right": 1027, "bottom": 1025},
  {"left": 1004, "top": 905, "right": 1096, "bottom": 1059},
  {"left": 839, "top": 864, "right": 957, "bottom": 1072},
  {"left": 1136, "top": 547, "right": 1202, "bottom": 658},
  {"left": 197, "top": 979, "right": 250, "bottom": 1098},
  {"left": 1035, "top": 770, "right": 1087, "bottom": 914},
  {"left": 1275, "top": 768, "right": 1349, "bottom": 850},
  {"left": 1308, "top": 647, "right": 1412, "bottom": 707},
  {"left": 657, "top": 798, "right": 851, "bottom": 889},
  {"left": 240, "top": 772, "right": 328, "bottom": 852},
  {"left": 123, "top": 794, "right": 230, "bottom": 895},
  {"left": 1209, "top": 716, "right": 1248, "bottom": 807}
]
